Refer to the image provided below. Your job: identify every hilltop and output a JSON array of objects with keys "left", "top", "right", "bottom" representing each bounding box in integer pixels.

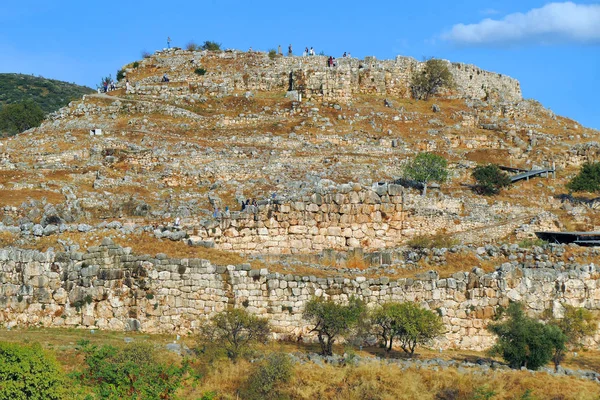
[{"left": 0, "top": 73, "right": 94, "bottom": 114}]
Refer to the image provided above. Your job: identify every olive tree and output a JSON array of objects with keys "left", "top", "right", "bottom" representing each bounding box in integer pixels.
[
  {"left": 403, "top": 152, "right": 449, "bottom": 196},
  {"left": 488, "top": 303, "right": 566, "bottom": 370},
  {"left": 545, "top": 305, "right": 597, "bottom": 370},
  {"left": 199, "top": 308, "right": 270, "bottom": 362},
  {"left": 411, "top": 58, "right": 454, "bottom": 100},
  {"left": 303, "top": 296, "right": 365, "bottom": 356}
]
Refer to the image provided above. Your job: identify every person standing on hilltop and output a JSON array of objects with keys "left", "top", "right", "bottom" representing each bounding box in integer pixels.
[
  {"left": 304, "top": 47, "right": 308, "bottom": 57},
  {"left": 288, "top": 44, "right": 293, "bottom": 56},
  {"left": 278, "top": 45, "right": 282, "bottom": 55}
]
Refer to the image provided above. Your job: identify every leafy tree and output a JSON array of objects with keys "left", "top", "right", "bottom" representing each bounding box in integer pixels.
[
  {"left": 0, "top": 342, "right": 64, "bottom": 400},
  {"left": 240, "top": 352, "right": 293, "bottom": 400},
  {"left": 488, "top": 303, "right": 566, "bottom": 370},
  {"left": 0, "top": 100, "right": 45, "bottom": 136},
  {"left": 74, "top": 340, "right": 187, "bottom": 400},
  {"left": 371, "top": 302, "right": 403, "bottom": 352},
  {"left": 116, "top": 69, "right": 125, "bottom": 81},
  {"left": 403, "top": 152, "right": 449, "bottom": 196},
  {"left": 393, "top": 302, "right": 444, "bottom": 355},
  {"left": 411, "top": 58, "right": 454, "bottom": 100},
  {"left": 566, "top": 162, "right": 600, "bottom": 193},
  {"left": 199, "top": 308, "right": 270, "bottom": 362},
  {"left": 472, "top": 164, "right": 512, "bottom": 195},
  {"left": 544, "top": 305, "right": 597, "bottom": 369},
  {"left": 201, "top": 41, "right": 222, "bottom": 51},
  {"left": 303, "top": 296, "right": 365, "bottom": 356}
]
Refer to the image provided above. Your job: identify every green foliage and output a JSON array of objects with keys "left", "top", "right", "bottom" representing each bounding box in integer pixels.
[
  {"left": 201, "top": 41, "right": 222, "bottom": 51},
  {"left": 372, "top": 302, "right": 444, "bottom": 355},
  {"left": 543, "top": 305, "right": 597, "bottom": 369},
  {"left": 194, "top": 67, "right": 207, "bottom": 76},
  {"left": 0, "top": 100, "right": 45, "bottom": 136},
  {"left": 74, "top": 340, "right": 187, "bottom": 400},
  {"left": 0, "top": 341, "right": 64, "bottom": 400},
  {"left": 517, "top": 238, "right": 548, "bottom": 248},
  {"left": 406, "top": 233, "right": 457, "bottom": 249},
  {"left": 116, "top": 69, "right": 125, "bottom": 81},
  {"left": 488, "top": 303, "right": 566, "bottom": 370},
  {"left": 268, "top": 49, "right": 277, "bottom": 60},
  {"left": 472, "top": 164, "right": 512, "bottom": 195},
  {"left": 199, "top": 308, "right": 270, "bottom": 362},
  {"left": 0, "top": 73, "right": 93, "bottom": 114},
  {"left": 240, "top": 352, "right": 293, "bottom": 400},
  {"left": 410, "top": 58, "right": 454, "bottom": 100},
  {"left": 303, "top": 296, "right": 366, "bottom": 356},
  {"left": 403, "top": 152, "right": 449, "bottom": 196},
  {"left": 566, "top": 162, "right": 600, "bottom": 193},
  {"left": 132, "top": 61, "right": 140, "bottom": 69}
]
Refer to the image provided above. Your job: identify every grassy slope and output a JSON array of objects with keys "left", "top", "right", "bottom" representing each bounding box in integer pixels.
[
  {"left": 0, "top": 328, "right": 598, "bottom": 399},
  {"left": 0, "top": 73, "right": 94, "bottom": 114}
]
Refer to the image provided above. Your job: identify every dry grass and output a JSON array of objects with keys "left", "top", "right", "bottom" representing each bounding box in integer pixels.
[
  {"left": 113, "top": 232, "right": 263, "bottom": 267},
  {"left": 0, "top": 328, "right": 599, "bottom": 399},
  {"left": 0, "top": 189, "right": 64, "bottom": 206}
]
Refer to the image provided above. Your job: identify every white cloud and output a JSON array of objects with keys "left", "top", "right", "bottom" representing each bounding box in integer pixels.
[{"left": 443, "top": 2, "right": 600, "bottom": 45}]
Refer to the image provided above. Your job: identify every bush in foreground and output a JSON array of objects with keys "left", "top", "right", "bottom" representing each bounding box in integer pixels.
[
  {"left": 0, "top": 342, "right": 64, "bottom": 400},
  {"left": 74, "top": 340, "right": 187, "bottom": 400},
  {"left": 240, "top": 352, "right": 293, "bottom": 400}
]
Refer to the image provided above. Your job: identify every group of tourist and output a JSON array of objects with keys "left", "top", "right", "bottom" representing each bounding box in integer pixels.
[{"left": 302, "top": 47, "right": 316, "bottom": 56}]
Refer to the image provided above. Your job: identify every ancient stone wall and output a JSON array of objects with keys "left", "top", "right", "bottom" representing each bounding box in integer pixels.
[
  {"left": 0, "top": 241, "right": 598, "bottom": 350},
  {"left": 192, "top": 183, "right": 539, "bottom": 254},
  {"left": 125, "top": 50, "right": 522, "bottom": 103}
]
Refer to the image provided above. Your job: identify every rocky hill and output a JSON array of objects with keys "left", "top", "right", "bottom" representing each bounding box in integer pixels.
[
  {"left": 1, "top": 48, "right": 600, "bottom": 349},
  {"left": 0, "top": 73, "right": 94, "bottom": 114},
  {"left": 1, "top": 48, "right": 596, "bottom": 255}
]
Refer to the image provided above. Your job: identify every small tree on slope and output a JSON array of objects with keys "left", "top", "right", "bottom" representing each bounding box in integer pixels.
[{"left": 403, "top": 152, "right": 449, "bottom": 196}]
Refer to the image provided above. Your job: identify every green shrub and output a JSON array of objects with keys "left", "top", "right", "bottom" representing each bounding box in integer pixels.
[
  {"left": 566, "top": 162, "right": 600, "bottom": 193},
  {"left": 488, "top": 303, "right": 566, "bottom": 370},
  {"left": 194, "top": 67, "right": 207, "bottom": 76},
  {"left": 0, "top": 342, "right": 64, "bottom": 400},
  {"left": 116, "top": 69, "right": 125, "bottom": 81},
  {"left": 410, "top": 58, "right": 454, "bottom": 100},
  {"left": 132, "top": 61, "right": 140, "bottom": 68},
  {"left": 199, "top": 308, "right": 270, "bottom": 362},
  {"left": 240, "top": 352, "right": 293, "bottom": 400},
  {"left": 0, "top": 100, "right": 45, "bottom": 136},
  {"left": 268, "top": 49, "right": 277, "bottom": 60},
  {"left": 74, "top": 340, "right": 187, "bottom": 399},
  {"left": 201, "top": 41, "right": 221, "bottom": 51},
  {"left": 472, "top": 164, "right": 511, "bottom": 195}
]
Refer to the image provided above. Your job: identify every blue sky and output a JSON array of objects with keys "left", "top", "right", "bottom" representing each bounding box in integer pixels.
[{"left": 0, "top": 1, "right": 598, "bottom": 129}]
